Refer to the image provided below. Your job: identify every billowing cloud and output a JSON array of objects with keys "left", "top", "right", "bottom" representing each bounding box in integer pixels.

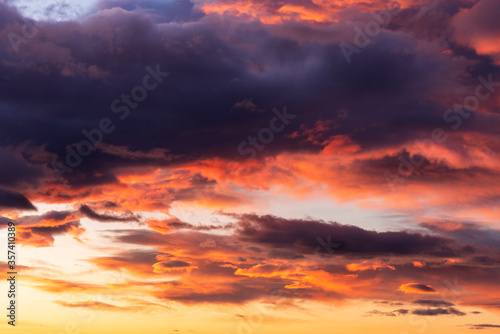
[{"left": 412, "top": 307, "right": 466, "bottom": 316}]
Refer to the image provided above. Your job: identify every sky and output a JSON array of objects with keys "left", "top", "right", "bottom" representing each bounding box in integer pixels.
[{"left": 0, "top": 0, "right": 500, "bottom": 333}]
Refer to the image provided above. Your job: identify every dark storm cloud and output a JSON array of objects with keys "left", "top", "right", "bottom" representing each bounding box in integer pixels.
[
  {"left": 16, "top": 220, "right": 85, "bottom": 246},
  {"left": 0, "top": 0, "right": 497, "bottom": 189},
  {"left": 366, "top": 309, "right": 409, "bottom": 316},
  {"left": 0, "top": 2, "right": 21, "bottom": 28},
  {"left": 79, "top": 204, "right": 140, "bottom": 222},
  {"left": 232, "top": 214, "right": 471, "bottom": 257}
]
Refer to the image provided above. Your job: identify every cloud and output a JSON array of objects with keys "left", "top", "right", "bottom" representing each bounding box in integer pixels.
[
  {"left": 152, "top": 260, "right": 196, "bottom": 274},
  {"left": 54, "top": 300, "right": 136, "bottom": 311},
  {"left": 231, "top": 98, "right": 265, "bottom": 113},
  {"left": 15, "top": 210, "right": 76, "bottom": 226},
  {"left": 398, "top": 283, "right": 437, "bottom": 294},
  {"left": 412, "top": 307, "right": 466, "bottom": 316},
  {"left": 1, "top": 0, "right": 500, "bottom": 322},
  {"left": 30, "top": 277, "right": 103, "bottom": 294},
  {"left": 79, "top": 204, "right": 140, "bottom": 222},
  {"left": 366, "top": 309, "right": 409, "bottom": 316},
  {"left": 193, "top": 0, "right": 410, "bottom": 24},
  {"left": 452, "top": 0, "right": 500, "bottom": 64},
  {"left": 156, "top": 282, "right": 282, "bottom": 305},
  {"left": 88, "top": 250, "right": 160, "bottom": 276},
  {"left": 0, "top": 188, "right": 37, "bottom": 211},
  {"left": 92, "top": 212, "right": 500, "bottom": 308},
  {"left": 0, "top": 209, "right": 86, "bottom": 246},
  {"left": 469, "top": 324, "right": 500, "bottom": 330},
  {"left": 232, "top": 213, "right": 469, "bottom": 257},
  {"left": 0, "top": 0, "right": 497, "bottom": 235},
  {"left": 0, "top": 147, "right": 46, "bottom": 188},
  {"left": 146, "top": 217, "right": 234, "bottom": 234},
  {"left": 346, "top": 259, "right": 395, "bottom": 272},
  {"left": 158, "top": 260, "right": 191, "bottom": 268},
  {"left": 0, "top": 0, "right": 486, "bottom": 189},
  {"left": 115, "top": 212, "right": 481, "bottom": 262},
  {"left": 95, "top": 0, "right": 205, "bottom": 23},
  {"left": 420, "top": 220, "right": 500, "bottom": 250},
  {"left": 413, "top": 299, "right": 454, "bottom": 307},
  {"left": 16, "top": 221, "right": 86, "bottom": 247}
]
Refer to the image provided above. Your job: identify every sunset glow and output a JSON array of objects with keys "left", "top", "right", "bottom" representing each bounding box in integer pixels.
[{"left": 1, "top": 0, "right": 500, "bottom": 333}]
